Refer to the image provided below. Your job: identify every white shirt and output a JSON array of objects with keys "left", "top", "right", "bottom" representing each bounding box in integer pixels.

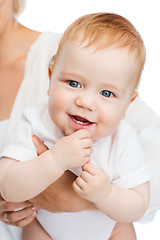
[
  {"left": 1, "top": 103, "right": 151, "bottom": 239},
  {"left": 0, "top": 120, "right": 9, "bottom": 152},
  {"left": 126, "top": 97, "right": 160, "bottom": 223}
]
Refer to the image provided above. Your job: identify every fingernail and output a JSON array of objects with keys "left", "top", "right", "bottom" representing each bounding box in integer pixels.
[
  {"left": 32, "top": 211, "right": 37, "bottom": 217},
  {"left": 32, "top": 207, "right": 37, "bottom": 211},
  {"left": 14, "top": 207, "right": 24, "bottom": 212},
  {"left": 32, "top": 136, "right": 40, "bottom": 146}
]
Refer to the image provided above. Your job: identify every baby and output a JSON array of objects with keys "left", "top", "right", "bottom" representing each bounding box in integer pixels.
[{"left": 0, "top": 13, "right": 150, "bottom": 240}]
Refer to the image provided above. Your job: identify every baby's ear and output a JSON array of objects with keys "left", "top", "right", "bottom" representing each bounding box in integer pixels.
[
  {"left": 130, "top": 91, "right": 138, "bottom": 103},
  {"left": 47, "top": 88, "right": 50, "bottom": 96},
  {"left": 48, "top": 55, "right": 55, "bottom": 79},
  {"left": 48, "top": 56, "right": 55, "bottom": 96},
  {"left": 48, "top": 65, "right": 52, "bottom": 79},
  {"left": 47, "top": 65, "right": 53, "bottom": 96}
]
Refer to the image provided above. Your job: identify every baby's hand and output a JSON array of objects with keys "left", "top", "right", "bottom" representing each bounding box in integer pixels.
[
  {"left": 51, "top": 129, "right": 92, "bottom": 171},
  {"left": 73, "top": 161, "right": 112, "bottom": 206}
]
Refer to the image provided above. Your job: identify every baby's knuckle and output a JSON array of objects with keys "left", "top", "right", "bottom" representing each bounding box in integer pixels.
[
  {"left": 80, "top": 171, "right": 86, "bottom": 178},
  {"left": 80, "top": 129, "right": 90, "bottom": 137},
  {"left": 89, "top": 148, "right": 92, "bottom": 154},
  {"left": 85, "top": 156, "right": 90, "bottom": 162},
  {"left": 88, "top": 138, "right": 93, "bottom": 146},
  {"left": 85, "top": 148, "right": 92, "bottom": 156}
]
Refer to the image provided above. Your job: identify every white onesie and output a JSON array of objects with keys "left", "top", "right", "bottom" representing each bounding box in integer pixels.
[{"left": 1, "top": 103, "right": 151, "bottom": 240}]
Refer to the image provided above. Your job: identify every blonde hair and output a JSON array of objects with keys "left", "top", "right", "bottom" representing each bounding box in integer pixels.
[
  {"left": 50, "top": 13, "right": 146, "bottom": 85},
  {"left": 13, "top": 0, "right": 26, "bottom": 15}
]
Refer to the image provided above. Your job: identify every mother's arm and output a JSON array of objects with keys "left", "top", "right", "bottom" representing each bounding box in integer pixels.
[{"left": 30, "top": 170, "right": 95, "bottom": 212}]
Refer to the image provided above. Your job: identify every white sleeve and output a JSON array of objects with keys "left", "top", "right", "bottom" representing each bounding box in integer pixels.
[
  {"left": 111, "top": 122, "right": 151, "bottom": 189},
  {"left": 126, "top": 97, "right": 160, "bottom": 222},
  {"left": 0, "top": 110, "right": 37, "bottom": 161}
]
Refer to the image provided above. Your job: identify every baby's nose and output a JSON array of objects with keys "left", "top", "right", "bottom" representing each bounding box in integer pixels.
[{"left": 75, "top": 94, "right": 96, "bottom": 111}]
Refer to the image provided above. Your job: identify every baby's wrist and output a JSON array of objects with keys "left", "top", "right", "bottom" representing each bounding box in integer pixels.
[
  {"left": 94, "top": 184, "right": 115, "bottom": 212},
  {"left": 49, "top": 148, "right": 66, "bottom": 172},
  {"left": 45, "top": 149, "right": 65, "bottom": 175}
]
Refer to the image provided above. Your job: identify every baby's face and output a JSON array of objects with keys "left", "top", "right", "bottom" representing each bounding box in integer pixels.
[{"left": 48, "top": 41, "right": 138, "bottom": 140}]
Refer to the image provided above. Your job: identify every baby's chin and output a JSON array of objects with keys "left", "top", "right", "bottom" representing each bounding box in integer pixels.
[
  {"left": 64, "top": 130, "right": 97, "bottom": 141},
  {"left": 61, "top": 128, "right": 75, "bottom": 136},
  {"left": 63, "top": 128, "right": 90, "bottom": 136}
]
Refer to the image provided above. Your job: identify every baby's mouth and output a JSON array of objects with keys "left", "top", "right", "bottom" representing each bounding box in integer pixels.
[{"left": 69, "top": 115, "right": 94, "bottom": 126}]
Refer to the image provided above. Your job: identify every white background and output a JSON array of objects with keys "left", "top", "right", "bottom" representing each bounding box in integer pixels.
[{"left": 18, "top": 0, "right": 160, "bottom": 239}]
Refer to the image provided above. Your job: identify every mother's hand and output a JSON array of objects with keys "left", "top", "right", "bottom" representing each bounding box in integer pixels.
[
  {"left": 30, "top": 136, "right": 95, "bottom": 212},
  {"left": 0, "top": 193, "right": 37, "bottom": 227}
]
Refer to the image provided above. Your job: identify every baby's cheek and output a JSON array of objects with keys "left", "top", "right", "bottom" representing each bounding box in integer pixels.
[
  {"left": 99, "top": 112, "right": 121, "bottom": 136},
  {"left": 49, "top": 95, "right": 63, "bottom": 111},
  {"left": 54, "top": 91, "right": 69, "bottom": 108}
]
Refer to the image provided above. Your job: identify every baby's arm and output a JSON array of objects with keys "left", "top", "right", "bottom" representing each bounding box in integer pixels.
[
  {"left": 0, "top": 129, "right": 92, "bottom": 203},
  {"left": 73, "top": 161, "right": 149, "bottom": 222}
]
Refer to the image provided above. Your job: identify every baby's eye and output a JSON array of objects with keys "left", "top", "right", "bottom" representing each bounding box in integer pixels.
[
  {"left": 100, "top": 90, "right": 113, "bottom": 98},
  {"left": 68, "top": 80, "right": 81, "bottom": 88}
]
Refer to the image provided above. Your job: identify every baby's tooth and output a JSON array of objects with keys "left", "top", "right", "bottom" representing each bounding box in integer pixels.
[{"left": 76, "top": 120, "right": 83, "bottom": 125}]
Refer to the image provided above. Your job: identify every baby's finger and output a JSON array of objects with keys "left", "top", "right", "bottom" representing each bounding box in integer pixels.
[
  {"left": 82, "top": 161, "right": 100, "bottom": 175},
  {"left": 74, "top": 129, "right": 91, "bottom": 139},
  {"left": 73, "top": 180, "right": 83, "bottom": 194},
  {"left": 83, "top": 156, "right": 90, "bottom": 165},
  {"left": 74, "top": 176, "right": 87, "bottom": 190},
  {"left": 84, "top": 147, "right": 92, "bottom": 157},
  {"left": 80, "top": 171, "right": 92, "bottom": 183},
  {"left": 81, "top": 138, "right": 93, "bottom": 148},
  {"left": 32, "top": 135, "right": 49, "bottom": 156}
]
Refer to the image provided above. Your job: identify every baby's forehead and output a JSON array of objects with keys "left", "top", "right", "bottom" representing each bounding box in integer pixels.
[
  {"left": 60, "top": 42, "right": 138, "bottom": 77},
  {"left": 62, "top": 39, "right": 138, "bottom": 63}
]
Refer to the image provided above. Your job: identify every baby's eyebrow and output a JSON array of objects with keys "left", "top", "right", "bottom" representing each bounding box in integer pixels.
[
  {"left": 102, "top": 83, "right": 121, "bottom": 92},
  {"left": 60, "top": 71, "right": 86, "bottom": 81}
]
